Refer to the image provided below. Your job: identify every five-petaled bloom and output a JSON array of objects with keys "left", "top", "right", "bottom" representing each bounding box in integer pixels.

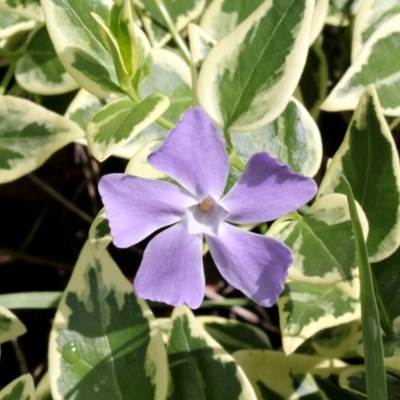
[{"left": 99, "top": 108, "right": 317, "bottom": 308}]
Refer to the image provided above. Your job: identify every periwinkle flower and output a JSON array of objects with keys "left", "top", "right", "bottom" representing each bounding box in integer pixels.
[{"left": 99, "top": 108, "right": 317, "bottom": 308}]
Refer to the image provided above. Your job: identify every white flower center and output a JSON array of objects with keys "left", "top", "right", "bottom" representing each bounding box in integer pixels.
[{"left": 186, "top": 195, "right": 228, "bottom": 236}]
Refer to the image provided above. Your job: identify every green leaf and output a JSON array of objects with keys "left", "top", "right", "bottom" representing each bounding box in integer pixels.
[
  {"left": 48, "top": 241, "right": 168, "bottom": 400},
  {"left": 0, "top": 9, "right": 35, "bottom": 39},
  {"left": 319, "top": 86, "right": 400, "bottom": 262},
  {"left": 278, "top": 281, "right": 360, "bottom": 355},
  {"left": 196, "top": 316, "right": 271, "bottom": 354},
  {"left": 322, "top": 16, "right": 400, "bottom": 114},
  {"left": 199, "top": 0, "right": 265, "bottom": 42},
  {"left": 167, "top": 306, "right": 256, "bottom": 400},
  {"left": 15, "top": 25, "right": 79, "bottom": 95},
  {"left": 341, "top": 176, "right": 387, "bottom": 400},
  {"left": 0, "top": 374, "right": 36, "bottom": 400},
  {"left": 269, "top": 193, "right": 368, "bottom": 300},
  {"left": 0, "top": 304, "right": 26, "bottom": 344},
  {"left": 234, "top": 349, "right": 346, "bottom": 399},
  {"left": 0, "top": 0, "right": 43, "bottom": 21},
  {"left": 231, "top": 97, "right": 322, "bottom": 177},
  {"left": 41, "top": 0, "right": 123, "bottom": 97},
  {"left": 197, "top": 0, "right": 315, "bottom": 131},
  {"left": 352, "top": 0, "right": 400, "bottom": 61},
  {"left": 0, "top": 95, "right": 84, "bottom": 184},
  {"left": 86, "top": 94, "right": 170, "bottom": 161},
  {"left": 0, "top": 292, "right": 61, "bottom": 309},
  {"left": 88, "top": 208, "right": 112, "bottom": 259}
]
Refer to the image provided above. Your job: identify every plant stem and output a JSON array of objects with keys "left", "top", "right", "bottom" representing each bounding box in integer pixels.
[
  {"left": 0, "top": 61, "right": 16, "bottom": 96},
  {"left": 28, "top": 174, "right": 93, "bottom": 223},
  {"left": 151, "top": 0, "right": 191, "bottom": 63}
]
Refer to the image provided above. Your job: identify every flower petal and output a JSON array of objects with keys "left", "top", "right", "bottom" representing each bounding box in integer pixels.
[
  {"left": 99, "top": 173, "right": 194, "bottom": 248},
  {"left": 148, "top": 107, "right": 229, "bottom": 199},
  {"left": 206, "top": 223, "right": 292, "bottom": 307},
  {"left": 221, "top": 153, "right": 317, "bottom": 224},
  {"left": 134, "top": 221, "right": 205, "bottom": 308}
]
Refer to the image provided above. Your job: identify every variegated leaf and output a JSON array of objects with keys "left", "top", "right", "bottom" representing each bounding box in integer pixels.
[
  {"left": 309, "top": 321, "right": 360, "bottom": 359},
  {"left": 298, "top": 42, "right": 328, "bottom": 119},
  {"left": 339, "top": 367, "right": 400, "bottom": 398},
  {"left": 197, "top": 0, "right": 315, "bottom": 131},
  {"left": 0, "top": 374, "right": 36, "bottom": 399},
  {"left": 36, "top": 372, "right": 52, "bottom": 400},
  {"left": 91, "top": 11, "right": 131, "bottom": 91},
  {"left": 15, "top": 25, "right": 79, "bottom": 95},
  {"left": 0, "top": 10, "right": 35, "bottom": 39},
  {"left": 48, "top": 241, "right": 168, "bottom": 400},
  {"left": 199, "top": 0, "right": 264, "bottom": 42},
  {"left": 278, "top": 281, "right": 361, "bottom": 355},
  {"left": 88, "top": 208, "right": 111, "bottom": 259},
  {"left": 234, "top": 349, "right": 347, "bottom": 399},
  {"left": 66, "top": 49, "right": 191, "bottom": 160},
  {"left": 109, "top": 0, "right": 152, "bottom": 91},
  {"left": 167, "top": 306, "right": 257, "bottom": 400},
  {"left": 322, "top": 16, "right": 400, "bottom": 114},
  {"left": 0, "top": 96, "right": 84, "bottom": 184},
  {"left": 137, "top": 0, "right": 205, "bottom": 48},
  {"left": 319, "top": 86, "right": 400, "bottom": 262},
  {"left": 231, "top": 98, "right": 322, "bottom": 177},
  {"left": 196, "top": 316, "right": 271, "bottom": 354},
  {"left": 269, "top": 193, "right": 368, "bottom": 298},
  {"left": 41, "top": 0, "right": 123, "bottom": 98},
  {"left": 352, "top": 0, "right": 400, "bottom": 61},
  {"left": 325, "top": 0, "right": 361, "bottom": 26},
  {"left": 65, "top": 89, "right": 108, "bottom": 131},
  {"left": 125, "top": 140, "right": 165, "bottom": 179},
  {"left": 0, "top": 0, "right": 43, "bottom": 22},
  {"left": 116, "top": 48, "right": 191, "bottom": 159},
  {"left": 86, "top": 94, "right": 170, "bottom": 162},
  {"left": 372, "top": 246, "right": 400, "bottom": 334},
  {"left": 381, "top": 335, "right": 400, "bottom": 373},
  {"left": 0, "top": 305, "right": 26, "bottom": 344},
  {"left": 309, "top": 0, "right": 329, "bottom": 44},
  {"left": 188, "top": 23, "right": 216, "bottom": 106}
]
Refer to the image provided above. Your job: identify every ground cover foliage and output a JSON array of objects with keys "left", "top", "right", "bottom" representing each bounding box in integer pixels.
[{"left": 1, "top": 0, "right": 400, "bottom": 398}]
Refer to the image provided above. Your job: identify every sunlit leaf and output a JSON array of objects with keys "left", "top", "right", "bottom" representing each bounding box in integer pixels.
[
  {"left": 48, "top": 241, "right": 168, "bottom": 400},
  {"left": 198, "top": 0, "right": 315, "bottom": 131},
  {"left": 0, "top": 95, "right": 84, "bottom": 184}
]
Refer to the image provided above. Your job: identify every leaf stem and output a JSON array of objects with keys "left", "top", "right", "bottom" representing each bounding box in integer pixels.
[
  {"left": 0, "top": 61, "right": 16, "bottom": 96},
  {"left": 151, "top": 0, "right": 191, "bottom": 63},
  {"left": 28, "top": 174, "right": 93, "bottom": 223},
  {"left": 125, "top": 85, "right": 175, "bottom": 130},
  {"left": 342, "top": 176, "right": 387, "bottom": 400}
]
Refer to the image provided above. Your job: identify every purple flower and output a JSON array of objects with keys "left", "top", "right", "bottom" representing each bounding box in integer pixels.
[{"left": 99, "top": 108, "right": 317, "bottom": 308}]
